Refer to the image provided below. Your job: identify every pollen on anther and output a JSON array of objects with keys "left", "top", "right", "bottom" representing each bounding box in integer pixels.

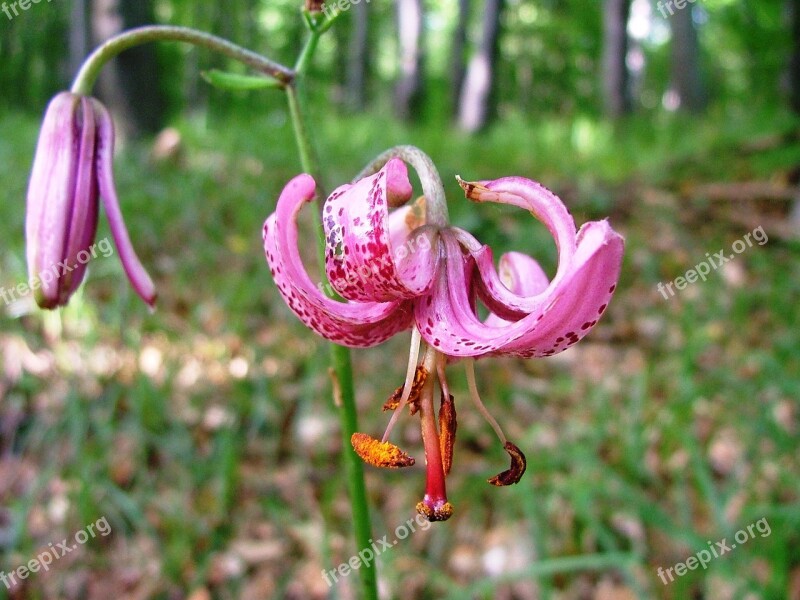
[{"left": 351, "top": 433, "right": 415, "bottom": 468}]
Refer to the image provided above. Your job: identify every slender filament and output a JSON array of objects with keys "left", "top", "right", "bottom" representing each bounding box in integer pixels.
[
  {"left": 465, "top": 359, "right": 507, "bottom": 445},
  {"left": 436, "top": 352, "right": 451, "bottom": 410},
  {"left": 382, "top": 327, "right": 422, "bottom": 442}
]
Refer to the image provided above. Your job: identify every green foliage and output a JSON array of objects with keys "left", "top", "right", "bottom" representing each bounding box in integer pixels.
[{"left": 0, "top": 0, "right": 796, "bottom": 118}]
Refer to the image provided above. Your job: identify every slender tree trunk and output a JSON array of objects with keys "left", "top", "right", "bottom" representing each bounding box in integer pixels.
[
  {"left": 789, "top": 0, "right": 800, "bottom": 113},
  {"left": 69, "top": 0, "right": 91, "bottom": 78},
  {"left": 669, "top": 4, "right": 706, "bottom": 112},
  {"left": 450, "top": 0, "right": 470, "bottom": 116},
  {"left": 394, "top": 0, "right": 425, "bottom": 121},
  {"left": 457, "top": 0, "right": 504, "bottom": 132},
  {"left": 346, "top": 0, "right": 370, "bottom": 110},
  {"left": 602, "top": 0, "right": 631, "bottom": 117},
  {"left": 92, "top": 0, "right": 165, "bottom": 136}
]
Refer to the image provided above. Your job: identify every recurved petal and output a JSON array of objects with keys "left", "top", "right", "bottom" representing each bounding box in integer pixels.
[
  {"left": 457, "top": 176, "right": 578, "bottom": 318},
  {"left": 324, "top": 158, "right": 437, "bottom": 303},
  {"left": 25, "top": 92, "right": 84, "bottom": 308},
  {"left": 459, "top": 175, "right": 577, "bottom": 269},
  {"left": 415, "top": 225, "right": 623, "bottom": 358},
  {"left": 94, "top": 99, "right": 157, "bottom": 307},
  {"left": 264, "top": 173, "right": 413, "bottom": 348},
  {"left": 458, "top": 177, "right": 622, "bottom": 346}
]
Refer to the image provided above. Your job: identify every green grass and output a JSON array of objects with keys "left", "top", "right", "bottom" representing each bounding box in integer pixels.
[{"left": 0, "top": 101, "right": 799, "bottom": 599}]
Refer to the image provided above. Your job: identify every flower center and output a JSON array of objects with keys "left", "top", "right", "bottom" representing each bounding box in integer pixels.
[{"left": 350, "top": 333, "right": 529, "bottom": 522}]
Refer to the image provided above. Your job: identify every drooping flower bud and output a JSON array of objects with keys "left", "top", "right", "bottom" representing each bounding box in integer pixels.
[{"left": 25, "top": 92, "right": 156, "bottom": 309}]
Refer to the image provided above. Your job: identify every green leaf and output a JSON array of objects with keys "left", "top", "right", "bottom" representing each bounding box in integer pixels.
[{"left": 201, "top": 69, "right": 283, "bottom": 91}]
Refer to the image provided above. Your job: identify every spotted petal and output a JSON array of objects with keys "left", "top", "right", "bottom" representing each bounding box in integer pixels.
[
  {"left": 415, "top": 220, "right": 623, "bottom": 358},
  {"left": 264, "top": 173, "right": 413, "bottom": 347},
  {"left": 324, "top": 158, "right": 437, "bottom": 303}
]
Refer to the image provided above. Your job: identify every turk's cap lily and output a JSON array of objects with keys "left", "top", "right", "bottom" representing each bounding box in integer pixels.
[
  {"left": 26, "top": 91, "right": 156, "bottom": 309},
  {"left": 264, "top": 158, "right": 623, "bottom": 359},
  {"left": 263, "top": 152, "right": 624, "bottom": 521}
]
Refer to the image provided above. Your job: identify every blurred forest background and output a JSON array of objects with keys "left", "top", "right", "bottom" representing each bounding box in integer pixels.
[{"left": 1, "top": 0, "right": 799, "bottom": 599}]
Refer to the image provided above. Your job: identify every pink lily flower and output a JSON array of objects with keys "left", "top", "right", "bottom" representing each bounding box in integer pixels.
[
  {"left": 263, "top": 149, "right": 624, "bottom": 520},
  {"left": 25, "top": 92, "right": 156, "bottom": 309}
]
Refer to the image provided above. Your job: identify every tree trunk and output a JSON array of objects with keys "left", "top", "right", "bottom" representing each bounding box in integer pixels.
[
  {"left": 394, "top": 0, "right": 425, "bottom": 121},
  {"left": 346, "top": 0, "right": 370, "bottom": 110},
  {"left": 69, "top": 0, "right": 92, "bottom": 78},
  {"left": 789, "top": 0, "right": 800, "bottom": 113},
  {"left": 91, "top": 0, "right": 165, "bottom": 137},
  {"left": 669, "top": 5, "right": 706, "bottom": 112},
  {"left": 450, "top": 0, "right": 470, "bottom": 116},
  {"left": 602, "top": 0, "right": 631, "bottom": 118},
  {"left": 457, "top": 0, "right": 504, "bottom": 132}
]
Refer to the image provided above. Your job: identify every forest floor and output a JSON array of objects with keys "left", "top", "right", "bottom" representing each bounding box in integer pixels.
[{"left": 1, "top": 103, "right": 799, "bottom": 599}]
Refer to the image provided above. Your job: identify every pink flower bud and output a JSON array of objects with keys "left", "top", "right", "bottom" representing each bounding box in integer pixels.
[{"left": 25, "top": 92, "right": 156, "bottom": 309}]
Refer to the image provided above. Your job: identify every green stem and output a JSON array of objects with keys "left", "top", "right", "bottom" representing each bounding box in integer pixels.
[
  {"left": 71, "top": 25, "right": 293, "bottom": 96},
  {"left": 356, "top": 145, "right": 450, "bottom": 228},
  {"left": 287, "top": 26, "right": 379, "bottom": 600},
  {"left": 286, "top": 86, "right": 323, "bottom": 200},
  {"left": 294, "top": 30, "right": 321, "bottom": 74}
]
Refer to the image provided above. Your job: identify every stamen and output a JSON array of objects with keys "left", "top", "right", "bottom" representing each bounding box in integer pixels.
[
  {"left": 465, "top": 359, "right": 507, "bottom": 445},
  {"left": 435, "top": 352, "right": 456, "bottom": 475},
  {"left": 487, "top": 441, "right": 527, "bottom": 486},
  {"left": 381, "top": 327, "right": 422, "bottom": 443},
  {"left": 383, "top": 366, "right": 426, "bottom": 414},
  {"left": 465, "top": 360, "right": 529, "bottom": 486},
  {"left": 438, "top": 390, "right": 456, "bottom": 476},
  {"left": 351, "top": 433, "right": 415, "bottom": 468}
]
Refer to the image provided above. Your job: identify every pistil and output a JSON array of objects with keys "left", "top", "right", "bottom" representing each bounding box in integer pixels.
[{"left": 416, "top": 346, "right": 454, "bottom": 521}]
